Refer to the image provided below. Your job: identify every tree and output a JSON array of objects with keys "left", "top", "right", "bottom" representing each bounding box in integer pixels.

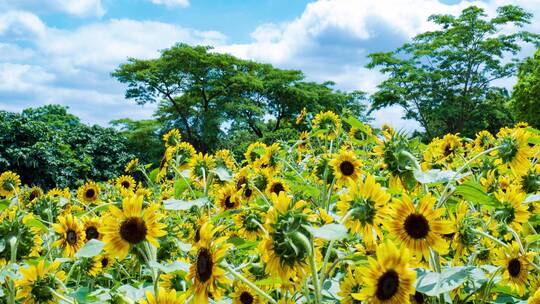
[
  {"left": 367, "top": 5, "right": 539, "bottom": 139},
  {"left": 113, "top": 43, "right": 368, "bottom": 153},
  {"left": 512, "top": 47, "right": 540, "bottom": 128},
  {"left": 110, "top": 118, "right": 164, "bottom": 166},
  {"left": 0, "top": 105, "right": 133, "bottom": 188}
]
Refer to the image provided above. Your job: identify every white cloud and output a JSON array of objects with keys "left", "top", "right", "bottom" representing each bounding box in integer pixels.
[
  {"left": 218, "top": 0, "right": 540, "bottom": 131},
  {"left": 148, "top": 0, "right": 189, "bottom": 8},
  {"left": 0, "top": 0, "right": 105, "bottom": 18},
  {"left": 0, "top": 63, "right": 54, "bottom": 92},
  {"left": 0, "top": 11, "right": 46, "bottom": 39}
]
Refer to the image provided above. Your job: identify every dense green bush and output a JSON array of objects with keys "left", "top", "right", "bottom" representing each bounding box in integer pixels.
[{"left": 0, "top": 105, "right": 134, "bottom": 188}]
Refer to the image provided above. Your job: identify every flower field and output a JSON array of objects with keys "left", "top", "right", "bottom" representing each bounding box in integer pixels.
[{"left": 1, "top": 111, "right": 540, "bottom": 304}]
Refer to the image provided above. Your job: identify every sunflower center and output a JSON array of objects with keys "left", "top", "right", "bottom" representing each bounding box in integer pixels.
[
  {"left": 196, "top": 248, "right": 213, "bottom": 282},
  {"left": 29, "top": 190, "right": 40, "bottom": 201},
  {"left": 224, "top": 196, "right": 235, "bottom": 209},
  {"left": 101, "top": 257, "right": 109, "bottom": 268},
  {"left": 443, "top": 144, "right": 453, "bottom": 157},
  {"left": 119, "top": 217, "right": 147, "bottom": 244},
  {"left": 404, "top": 213, "right": 430, "bottom": 239},
  {"left": 121, "top": 181, "right": 130, "bottom": 188},
  {"left": 414, "top": 291, "right": 425, "bottom": 304},
  {"left": 375, "top": 269, "right": 400, "bottom": 301},
  {"left": 236, "top": 176, "right": 247, "bottom": 190},
  {"left": 508, "top": 258, "right": 522, "bottom": 277},
  {"left": 270, "top": 183, "right": 285, "bottom": 194},
  {"left": 339, "top": 161, "right": 355, "bottom": 176},
  {"left": 194, "top": 227, "right": 201, "bottom": 242},
  {"left": 85, "top": 189, "right": 96, "bottom": 199},
  {"left": 66, "top": 229, "right": 78, "bottom": 245},
  {"left": 86, "top": 226, "right": 99, "bottom": 241},
  {"left": 239, "top": 291, "right": 254, "bottom": 304},
  {"left": 244, "top": 187, "right": 253, "bottom": 198}
]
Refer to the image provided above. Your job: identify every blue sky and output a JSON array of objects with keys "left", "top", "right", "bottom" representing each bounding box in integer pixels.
[{"left": 0, "top": 0, "right": 538, "bottom": 131}]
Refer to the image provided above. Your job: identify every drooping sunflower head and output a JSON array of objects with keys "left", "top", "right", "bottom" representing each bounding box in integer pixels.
[
  {"left": 88, "top": 254, "right": 112, "bottom": 277},
  {"left": 295, "top": 107, "right": 307, "bottom": 125},
  {"left": 189, "top": 153, "right": 216, "bottom": 182},
  {"left": 357, "top": 240, "right": 416, "bottom": 303},
  {"left": 16, "top": 260, "right": 66, "bottom": 304},
  {"left": 0, "top": 171, "right": 21, "bottom": 197},
  {"left": 337, "top": 174, "right": 390, "bottom": 245},
  {"left": 519, "top": 165, "right": 540, "bottom": 194},
  {"left": 494, "top": 185, "right": 529, "bottom": 232},
  {"left": 234, "top": 167, "right": 255, "bottom": 202},
  {"left": 312, "top": 111, "right": 341, "bottom": 140},
  {"left": 52, "top": 214, "right": 85, "bottom": 257},
  {"left": 374, "top": 131, "right": 417, "bottom": 188},
  {"left": 387, "top": 193, "right": 454, "bottom": 261},
  {"left": 245, "top": 142, "right": 267, "bottom": 165},
  {"left": 163, "top": 128, "right": 182, "bottom": 148},
  {"left": 254, "top": 143, "right": 282, "bottom": 173},
  {"left": 161, "top": 269, "right": 188, "bottom": 291},
  {"left": 26, "top": 186, "right": 44, "bottom": 204},
  {"left": 473, "top": 130, "right": 495, "bottom": 152},
  {"left": 496, "top": 128, "right": 533, "bottom": 175},
  {"left": 124, "top": 158, "right": 140, "bottom": 173},
  {"left": 260, "top": 192, "right": 312, "bottom": 282},
  {"left": 329, "top": 149, "right": 362, "bottom": 186},
  {"left": 0, "top": 212, "right": 43, "bottom": 261},
  {"left": 451, "top": 202, "right": 480, "bottom": 259},
  {"left": 216, "top": 184, "right": 241, "bottom": 211},
  {"left": 338, "top": 266, "right": 364, "bottom": 304},
  {"left": 170, "top": 142, "right": 197, "bottom": 170},
  {"left": 77, "top": 181, "right": 100, "bottom": 204},
  {"left": 214, "top": 149, "right": 237, "bottom": 171},
  {"left": 233, "top": 207, "right": 265, "bottom": 241},
  {"left": 116, "top": 175, "right": 136, "bottom": 193},
  {"left": 348, "top": 123, "right": 373, "bottom": 142},
  {"left": 101, "top": 195, "right": 166, "bottom": 259},
  {"left": 495, "top": 242, "right": 536, "bottom": 296}
]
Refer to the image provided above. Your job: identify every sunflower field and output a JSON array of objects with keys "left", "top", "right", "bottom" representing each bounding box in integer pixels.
[{"left": 1, "top": 111, "right": 540, "bottom": 304}]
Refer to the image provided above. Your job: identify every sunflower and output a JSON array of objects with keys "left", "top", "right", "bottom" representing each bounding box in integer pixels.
[
  {"left": 216, "top": 184, "right": 241, "bottom": 211},
  {"left": 245, "top": 142, "right": 267, "bottom": 165},
  {"left": 495, "top": 128, "right": 533, "bottom": 175},
  {"left": 356, "top": 240, "right": 416, "bottom": 304},
  {"left": 82, "top": 216, "right": 101, "bottom": 241},
  {"left": 234, "top": 167, "right": 255, "bottom": 202},
  {"left": 232, "top": 284, "right": 262, "bottom": 304},
  {"left": 338, "top": 266, "right": 364, "bottom": 304},
  {"left": 169, "top": 142, "right": 197, "bottom": 170},
  {"left": 214, "top": 149, "right": 237, "bottom": 171},
  {"left": 163, "top": 128, "right": 182, "bottom": 147},
  {"left": 518, "top": 164, "right": 540, "bottom": 194},
  {"left": 116, "top": 175, "right": 136, "bottom": 193},
  {"left": 337, "top": 174, "right": 390, "bottom": 245},
  {"left": 16, "top": 260, "right": 66, "bottom": 304},
  {"left": 259, "top": 192, "right": 311, "bottom": 283},
  {"left": 88, "top": 254, "right": 112, "bottom": 277},
  {"left": 140, "top": 288, "right": 187, "bottom": 304},
  {"left": 52, "top": 214, "right": 85, "bottom": 257},
  {"left": 254, "top": 143, "right": 281, "bottom": 174},
  {"left": 472, "top": 130, "right": 495, "bottom": 152},
  {"left": 0, "top": 171, "right": 21, "bottom": 197},
  {"left": 450, "top": 202, "right": 480, "bottom": 260},
  {"left": 265, "top": 178, "right": 289, "bottom": 196},
  {"left": 189, "top": 153, "right": 216, "bottom": 182},
  {"left": 100, "top": 195, "right": 166, "bottom": 259},
  {"left": 161, "top": 270, "right": 187, "bottom": 291},
  {"left": 296, "top": 107, "right": 307, "bottom": 124},
  {"left": 187, "top": 222, "right": 231, "bottom": 304},
  {"left": 233, "top": 207, "right": 265, "bottom": 240},
  {"left": 495, "top": 242, "right": 536, "bottom": 296},
  {"left": 494, "top": 185, "right": 529, "bottom": 232},
  {"left": 312, "top": 111, "right": 341, "bottom": 140},
  {"left": 125, "top": 158, "right": 140, "bottom": 173},
  {"left": 529, "top": 286, "right": 540, "bottom": 304},
  {"left": 387, "top": 193, "right": 454, "bottom": 260},
  {"left": 77, "top": 181, "right": 100, "bottom": 204},
  {"left": 330, "top": 149, "right": 362, "bottom": 186}
]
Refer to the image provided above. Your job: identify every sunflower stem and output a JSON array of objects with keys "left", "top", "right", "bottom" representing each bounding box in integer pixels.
[
  {"left": 223, "top": 263, "right": 277, "bottom": 304},
  {"left": 319, "top": 211, "right": 352, "bottom": 284},
  {"left": 309, "top": 239, "right": 321, "bottom": 304},
  {"left": 473, "top": 229, "right": 509, "bottom": 249},
  {"left": 481, "top": 266, "right": 501, "bottom": 303},
  {"left": 435, "top": 146, "right": 500, "bottom": 209}
]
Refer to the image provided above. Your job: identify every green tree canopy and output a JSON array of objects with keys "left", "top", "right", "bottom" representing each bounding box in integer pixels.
[
  {"left": 512, "top": 47, "right": 540, "bottom": 128},
  {"left": 367, "top": 5, "right": 539, "bottom": 139},
  {"left": 110, "top": 118, "right": 164, "bottom": 166},
  {"left": 113, "top": 44, "right": 368, "bottom": 153},
  {"left": 0, "top": 105, "right": 134, "bottom": 189}
]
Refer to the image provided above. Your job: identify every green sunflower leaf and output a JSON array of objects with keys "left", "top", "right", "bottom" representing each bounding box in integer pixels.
[
  {"left": 163, "top": 197, "right": 208, "bottom": 210},
  {"left": 309, "top": 223, "right": 348, "bottom": 241},
  {"left": 75, "top": 239, "right": 104, "bottom": 258},
  {"left": 415, "top": 266, "right": 481, "bottom": 296},
  {"left": 453, "top": 181, "right": 499, "bottom": 207}
]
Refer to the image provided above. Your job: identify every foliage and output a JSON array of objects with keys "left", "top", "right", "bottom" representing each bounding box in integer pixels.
[
  {"left": 1, "top": 110, "right": 540, "bottom": 303},
  {"left": 367, "top": 5, "right": 539, "bottom": 140},
  {"left": 110, "top": 118, "right": 164, "bottom": 166},
  {"left": 512, "top": 47, "right": 540, "bottom": 128},
  {"left": 113, "top": 44, "right": 369, "bottom": 154},
  {"left": 0, "top": 105, "right": 133, "bottom": 188}
]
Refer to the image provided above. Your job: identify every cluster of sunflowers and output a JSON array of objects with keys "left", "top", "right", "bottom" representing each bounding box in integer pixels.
[{"left": 1, "top": 111, "right": 540, "bottom": 304}]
